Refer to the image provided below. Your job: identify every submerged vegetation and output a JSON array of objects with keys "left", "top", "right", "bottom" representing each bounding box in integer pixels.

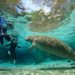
[
  {"left": 0, "top": 0, "right": 26, "bottom": 16},
  {"left": 29, "top": 0, "right": 75, "bottom": 32},
  {"left": 29, "top": 9, "right": 64, "bottom": 32}
]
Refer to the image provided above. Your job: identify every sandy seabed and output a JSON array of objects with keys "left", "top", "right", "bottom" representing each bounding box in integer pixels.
[{"left": 0, "top": 69, "right": 75, "bottom": 75}]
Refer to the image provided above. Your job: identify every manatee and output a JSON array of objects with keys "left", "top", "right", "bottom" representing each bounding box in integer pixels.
[{"left": 25, "top": 35, "right": 75, "bottom": 61}]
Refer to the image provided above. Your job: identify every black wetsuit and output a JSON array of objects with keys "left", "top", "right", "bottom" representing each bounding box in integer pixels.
[
  {"left": 0, "top": 35, "right": 4, "bottom": 45},
  {"left": 9, "top": 41, "right": 17, "bottom": 60},
  {"left": 0, "top": 26, "right": 11, "bottom": 45},
  {"left": 0, "top": 27, "right": 7, "bottom": 45}
]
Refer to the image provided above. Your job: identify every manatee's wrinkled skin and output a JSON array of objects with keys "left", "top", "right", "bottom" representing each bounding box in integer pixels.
[{"left": 25, "top": 35, "right": 75, "bottom": 61}]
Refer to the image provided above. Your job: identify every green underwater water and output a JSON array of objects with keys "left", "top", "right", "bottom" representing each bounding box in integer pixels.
[{"left": 0, "top": 9, "right": 75, "bottom": 69}]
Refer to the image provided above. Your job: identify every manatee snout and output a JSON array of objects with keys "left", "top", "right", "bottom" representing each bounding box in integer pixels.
[
  {"left": 25, "top": 37, "right": 30, "bottom": 41},
  {"left": 25, "top": 36, "right": 34, "bottom": 43}
]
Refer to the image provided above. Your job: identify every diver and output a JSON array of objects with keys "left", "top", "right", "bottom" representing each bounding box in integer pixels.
[
  {"left": 0, "top": 16, "right": 14, "bottom": 45},
  {"left": 4, "top": 36, "right": 21, "bottom": 64},
  {"left": 0, "top": 24, "right": 11, "bottom": 45},
  {"left": 0, "top": 13, "right": 8, "bottom": 45},
  {"left": 0, "top": 25, "right": 7, "bottom": 45}
]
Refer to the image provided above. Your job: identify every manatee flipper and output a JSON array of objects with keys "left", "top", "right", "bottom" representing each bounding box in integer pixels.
[{"left": 28, "top": 40, "right": 36, "bottom": 52}]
